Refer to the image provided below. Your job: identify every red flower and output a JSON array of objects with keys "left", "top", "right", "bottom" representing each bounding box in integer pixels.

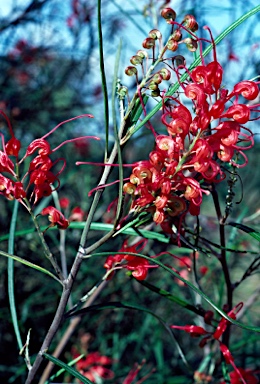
[
  {"left": 104, "top": 239, "right": 150, "bottom": 280},
  {"left": 72, "top": 350, "right": 114, "bottom": 383},
  {"left": 225, "top": 367, "right": 259, "bottom": 384},
  {"left": 69, "top": 206, "right": 85, "bottom": 221},
  {"left": 59, "top": 197, "right": 70, "bottom": 209},
  {"left": 41, "top": 206, "right": 69, "bottom": 230}
]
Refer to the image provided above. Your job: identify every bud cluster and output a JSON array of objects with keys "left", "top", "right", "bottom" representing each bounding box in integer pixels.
[{"left": 125, "top": 8, "right": 201, "bottom": 97}]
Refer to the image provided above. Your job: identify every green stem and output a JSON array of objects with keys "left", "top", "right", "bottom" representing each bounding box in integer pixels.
[
  {"left": 8, "top": 200, "right": 23, "bottom": 351},
  {"left": 25, "top": 199, "right": 64, "bottom": 281}
]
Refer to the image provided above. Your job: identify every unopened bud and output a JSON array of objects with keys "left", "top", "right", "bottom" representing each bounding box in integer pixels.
[
  {"left": 130, "top": 55, "right": 143, "bottom": 65},
  {"left": 151, "top": 89, "right": 160, "bottom": 97},
  {"left": 118, "top": 86, "right": 128, "bottom": 99},
  {"left": 182, "top": 14, "right": 198, "bottom": 32},
  {"left": 167, "top": 38, "right": 178, "bottom": 51},
  {"left": 136, "top": 50, "right": 148, "bottom": 59},
  {"left": 152, "top": 73, "right": 163, "bottom": 84},
  {"left": 160, "top": 68, "right": 171, "bottom": 80},
  {"left": 161, "top": 7, "right": 176, "bottom": 22},
  {"left": 184, "top": 38, "right": 198, "bottom": 52},
  {"left": 142, "top": 37, "right": 155, "bottom": 49},
  {"left": 172, "top": 55, "right": 186, "bottom": 68},
  {"left": 171, "top": 29, "right": 182, "bottom": 41},
  {"left": 125, "top": 66, "right": 138, "bottom": 76},
  {"left": 148, "top": 82, "right": 159, "bottom": 91},
  {"left": 123, "top": 182, "right": 136, "bottom": 194},
  {"left": 149, "top": 29, "right": 162, "bottom": 40}
]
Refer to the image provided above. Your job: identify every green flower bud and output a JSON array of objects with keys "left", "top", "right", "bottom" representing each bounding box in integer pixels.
[
  {"left": 148, "top": 29, "right": 162, "bottom": 40},
  {"left": 136, "top": 50, "right": 148, "bottom": 59},
  {"left": 151, "top": 89, "right": 161, "bottom": 97},
  {"left": 148, "top": 82, "right": 159, "bottom": 91},
  {"left": 184, "top": 38, "right": 198, "bottom": 52},
  {"left": 152, "top": 73, "right": 163, "bottom": 84},
  {"left": 130, "top": 55, "right": 143, "bottom": 65},
  {"left": 118, "top": 86, "right": 128, "bottom": 99}
]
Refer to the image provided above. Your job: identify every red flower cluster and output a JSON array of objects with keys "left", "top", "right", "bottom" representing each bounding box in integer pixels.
[
  {"left": 171, "top": 303, "right": 253, "bottom": 384},
  {"left": 104, "top": 239, "right": 150, "bottom": 280},
  {"left": 122, "top": 10, "right": 259, "bottom": 229},
  {"left": 124, "top": 66, "right": 258, "bottom": 224},
  {"left": 72, "top": 350, "right": 114, "bottom": 383},
  {"left": 0, "top": 112, "right": 96, "bottom": 228}
]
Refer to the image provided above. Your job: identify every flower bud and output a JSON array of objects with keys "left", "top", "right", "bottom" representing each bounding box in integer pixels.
[
  {"left": 167, "top": 38, "right": 178, "bottom": 52},
  {"left": 118, "top": 86, "right": 128, "bottom": 99},
  {"left": 142, "top": 37, "right": 155, "bottom": 49},
  {"left": 204, "top": 310, "right": 214, "bottom": 325},
  {"left": 160, "top": 68, "right": 171, "bottom": 80},
  {"left": 130, "top": 55, "right": 143, "bottom": 65},
  {"left": 171, "top": 29, "right": 182, "bottom": 41},
  {"left": 136, "top": 50, "right": 148, "bottom": 59},
  {"left": 148, "top": 82, "right": 159, "bottom": 91},
  {"left": 125, "top": 66, "right": 137, "bottom": 76},
  {"left": 151, "top": 89, "right": 161, "bottom": 97},
  {"left": 152, "top": 73, "right": 163, "bottom": 84},
  {"left": 5, "top": 137, "right": 21, "bottom": 157},
  {"left": 172, "top": 55, "right": 186, "bottom": 68},
  {"left": 184, "top": 38, "right": 198, "bottom": 52},
  {"left": 161, "top": 8, "right": 176, "bottom": 22},
  {"left": 123, "top": 182, "right": 136, "bottom": 194},
  {"left": 182, "top": 14, "right": 198, "bottom": 32},
  {"left": 148, "top": 29, "right": 162, "bottom": 40}
]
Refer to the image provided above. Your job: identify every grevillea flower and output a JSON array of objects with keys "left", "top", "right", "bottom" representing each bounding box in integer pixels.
[
  {"left": 123, "top": 360, "right": 155, "bottom": 384},
  {"left": 41, "top": 206, "right": 69, "bottom": 230},
  {"left": 72, "top": 350, "right": 114, "bottom": 383},
  {"left": 69, "top": 206, "right": 85, "bottom": 221},
  {"left": 104, "top": 239, "right": 150, "bottom": 280},
  {"left": 170, "top": 324, "right": 209, "bottom": 337},
  {"left": 220, "top": 367, "right": 259, "bottom": 384}
]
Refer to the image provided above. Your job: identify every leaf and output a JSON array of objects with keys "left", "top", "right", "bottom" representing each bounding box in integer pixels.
[
  {"left": 88, "top": 251, "right": 260, "bottom": 333},
  {"left": 43, "top": 353, "right": 94, "bottom": 384},
  {"left": 8, "top": 200, "right": 23, "bottom": 350},
  {"left": 0, "top": 250, "right": 62, "bottom": 284},
  {"left": 228, "top": 222, "right": 260, "bottom": 242},
  {"left": 98, "top": 0, "right": 109, "bottom": 160}
]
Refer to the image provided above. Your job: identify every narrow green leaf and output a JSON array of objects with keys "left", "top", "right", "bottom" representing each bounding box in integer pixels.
[
  {"left": 8, "top": 200, "right": 23, "bottom": 350},
  {"left": 1, "top": 250, "right": 62, "bottom": 285},
  {"left": 137, "top": 280, "right": 203, "bottom": 316},
  {"left": 228, "top": 222, "right": 260, "bottom": 242},
  {"left": 112, "top": 41, "right": 124, "bottom": 225},
  {"left": 43, "top": 353, "right": 94, "bottom": 384},
  {"left": 46, "top": 354, "right": 85, "bottom": 383},
  {"left": 98, "top": 0, "right": 109, "bottom": 160},
  {"left": 89, "top": 251, "right": 260, "bottom": 333},
  {"left": 65, "top": 301, "right": 191, "bottom": 370}
]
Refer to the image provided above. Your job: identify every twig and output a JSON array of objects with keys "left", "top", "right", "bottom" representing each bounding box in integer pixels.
[{"left": 38, "top": 280, "right": 107, "bottom": 384}]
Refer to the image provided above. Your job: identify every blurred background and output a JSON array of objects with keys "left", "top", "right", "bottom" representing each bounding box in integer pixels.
[{"left": 0, "top": 0, "right": 260, "bottom": 383}]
